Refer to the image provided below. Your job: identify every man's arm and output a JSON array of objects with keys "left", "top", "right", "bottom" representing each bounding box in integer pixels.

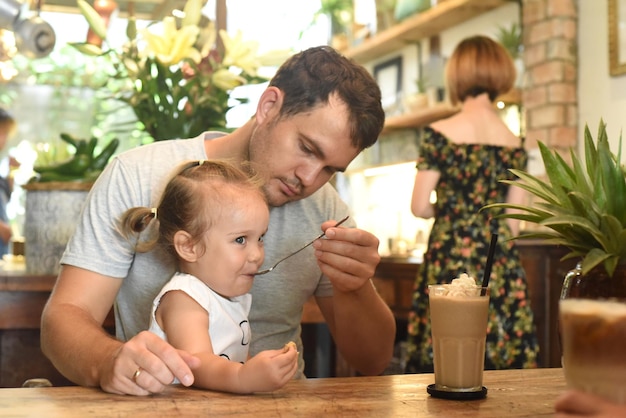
[
  {"left": 313, "top": 224, "right": 396, "bottom": 376},
  {"left": 41, "top": 265, "right": 199, "bottom": 395}
]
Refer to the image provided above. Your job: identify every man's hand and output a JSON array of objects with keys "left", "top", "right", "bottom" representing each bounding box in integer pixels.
[
  {"left": 312, "top": 220, "right": 394, "bottom": 376},
  {"left": 312, "top": 221, "right": 380, "bottom": 292},
  {"left": 555, "top": 390, "right": 626, "bottom": 417},
  {"left": 99, "top": 331, "right": 200, "bottom": 396}
]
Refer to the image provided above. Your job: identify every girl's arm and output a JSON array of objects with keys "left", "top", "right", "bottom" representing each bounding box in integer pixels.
[{"left": 157, "top": 291, "right": 297, "bottom": 393}]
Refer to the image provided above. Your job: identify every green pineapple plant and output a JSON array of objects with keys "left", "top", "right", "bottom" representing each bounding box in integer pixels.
[{"left": 483, "top": 119, "right": 626, "bottom": 277}]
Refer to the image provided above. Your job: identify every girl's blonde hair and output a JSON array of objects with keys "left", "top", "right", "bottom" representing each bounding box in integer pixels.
[
  {"left": 119, "top": 159, "right": 266, "bottom": 256},
  {"left": 446, "top": 35, "right": 516, "bottom": 106}
]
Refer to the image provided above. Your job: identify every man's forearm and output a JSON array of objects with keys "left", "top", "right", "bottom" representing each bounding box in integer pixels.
[
  {"left": 41, "top": 302, "right": 121, "bottom": 387},
  {"left": 331, "top": 281, "right": 396, "bottom": 375}
]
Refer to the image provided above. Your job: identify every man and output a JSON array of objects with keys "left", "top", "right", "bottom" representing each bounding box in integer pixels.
[{"left": 41, "top": 46, "right": 396, "bottom": 396}]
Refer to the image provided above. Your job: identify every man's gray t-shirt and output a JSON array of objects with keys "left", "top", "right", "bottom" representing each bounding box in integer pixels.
[{"left": 61, "top": 133, "right": 353, "bottom": 377}]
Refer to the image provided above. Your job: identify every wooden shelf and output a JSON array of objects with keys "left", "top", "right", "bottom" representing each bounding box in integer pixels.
[
  {"left": 342, "top": 0, "right": 507, "bottom": 63},
  {"left": 496, "top": 87, "right": 521, "bottom": 105},
  {"left": 382, "top": 104, "right": 459, "bottom": 134},
  {"left": 381, "top": 88, "right": 520, "bottom": 133}
]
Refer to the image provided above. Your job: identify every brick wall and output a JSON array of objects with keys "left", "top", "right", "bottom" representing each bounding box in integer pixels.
[{"left": 522, "top": 0, "right": 578, "bottom": 153}]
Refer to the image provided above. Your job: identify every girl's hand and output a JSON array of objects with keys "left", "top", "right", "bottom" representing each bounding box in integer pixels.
[{"left": 238, "top": 343, "right": 298, "bottom": 393}]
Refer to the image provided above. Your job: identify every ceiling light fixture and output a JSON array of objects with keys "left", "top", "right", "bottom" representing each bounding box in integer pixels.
[{"left": 0, "top": 0, "right": 55, "bottom": 58}]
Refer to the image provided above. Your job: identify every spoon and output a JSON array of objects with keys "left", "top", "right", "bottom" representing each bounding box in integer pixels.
[{"left": 254, "top": 215, "right": 350, "bottom": 276}]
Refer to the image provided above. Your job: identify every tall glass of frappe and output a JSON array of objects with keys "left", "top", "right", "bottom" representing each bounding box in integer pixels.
[{"left": 427, "top": 274, "right": 489, "bottom": 400}]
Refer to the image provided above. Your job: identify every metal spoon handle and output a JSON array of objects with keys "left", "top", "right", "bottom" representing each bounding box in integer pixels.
[{"left": 255, "top": 215, "right": 350, "bottom": 276}]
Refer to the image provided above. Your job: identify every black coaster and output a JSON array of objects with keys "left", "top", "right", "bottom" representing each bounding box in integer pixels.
[{"left": 427, "top": 384, "right": 487, "bottom": 400}]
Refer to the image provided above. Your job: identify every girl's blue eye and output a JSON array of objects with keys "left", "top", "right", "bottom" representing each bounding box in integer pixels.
[{"left": 235, "top": 236, "right": 246, "bottom": 244}]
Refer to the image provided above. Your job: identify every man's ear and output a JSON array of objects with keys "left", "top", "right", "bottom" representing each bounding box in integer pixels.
[
  {"left": 255, "top": 86, "right": 283, "bottom": 124},
  {"left": 173, "top": 230, "right": 197, "bottom": 262}
]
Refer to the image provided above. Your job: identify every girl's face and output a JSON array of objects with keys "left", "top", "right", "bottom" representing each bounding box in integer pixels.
[{"left": 185, "top": 192, "right": 269, "bottom": 298}]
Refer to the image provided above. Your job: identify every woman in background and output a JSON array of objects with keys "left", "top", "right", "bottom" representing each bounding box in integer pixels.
[{"left": 405, "top": 35, "right": 539, "bottom": 373}]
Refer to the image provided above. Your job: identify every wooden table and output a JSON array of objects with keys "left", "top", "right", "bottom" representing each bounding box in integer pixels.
[
  {"left": 0, "top": 368, "right": 566, "bottom": 417},
  {"left": 0, "top": 261, "right": 115, "bottom": 387},
  {"left": 0, "top": 261, "right": 339, "bottom": 386}
]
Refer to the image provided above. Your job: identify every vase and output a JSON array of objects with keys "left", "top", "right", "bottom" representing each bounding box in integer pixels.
[
  {"left": 559, "top": 261, "right": 626, "bottom": 404},
  {"left": 402, "top": 92, "right": 429, "bottom": 113},
  {"left": 22, "top": 181, "right": 92, "bottom": 275},
  {"left": 561, "top": 261, "right": 626, "bottom": 299},
  {"left": 394, "top": 0, "right": 431, "bottom": 22}
]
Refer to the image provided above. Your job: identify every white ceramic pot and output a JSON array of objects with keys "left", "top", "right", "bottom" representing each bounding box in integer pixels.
[{"left": 23, "top": 182, "right": 91, "bottom": 275}]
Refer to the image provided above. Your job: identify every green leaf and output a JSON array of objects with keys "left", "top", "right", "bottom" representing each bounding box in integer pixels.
[
  {"left": 539, "top": 219, "right": 597, "bottom": 250},
  {"left": 569, "top": 148, "right": 593, "bottom": 197},
  {"left": 566, "top": 191, "right": 600, "bottom": 226},
  {"left": 68, "top": 42, "right": 104, "bottom": 56},
  {"left": 77, "top": 0, "right": 108, "bottom": 40},
  {"left": 501, "top": 170, "right": 559, "bottom": 205},
  {"left": 539, "top": 142, "right": 575, "bottom": 203},
  {"left": 583, "top": 123, "right": 599, "bottom": 179},
  {"left": 581, "top": 248, "right": 612, "bottom": 275}
]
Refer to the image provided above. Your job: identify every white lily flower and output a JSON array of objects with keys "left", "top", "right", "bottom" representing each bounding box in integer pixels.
[
  {"left": 212, "top": 68, "right": 246, "bottom": 90},
  {"left": 198, "top": 21, "right": 217, "bottom": 58},
  {"left": 142, "top": 17, "right": 201, "bottom": 66},
  {"left": 70, "top": 0, "right": 265, "bottom": 141},
  {"left": 182, "top": 0, "right": 203, "bottom": 28},
  {"left": 257, "top": 49, "right": 294, "bottom": 67},
  {"left": 220, "top": 29, "right": 260, "bottom": 76}
]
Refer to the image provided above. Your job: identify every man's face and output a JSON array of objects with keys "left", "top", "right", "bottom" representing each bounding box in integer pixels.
[{"left": 249, "top": 94, "right": 361, "bottom": 207}]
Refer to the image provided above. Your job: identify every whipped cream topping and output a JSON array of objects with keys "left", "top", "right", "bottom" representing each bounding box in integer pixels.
[{"left": 432, "top": 273, "right": 481, "bottom": 297}]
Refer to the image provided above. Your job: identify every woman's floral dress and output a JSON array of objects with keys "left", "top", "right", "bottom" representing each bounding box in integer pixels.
[{"left": 405, "top": 127, "right": 539, "bottom": 373}]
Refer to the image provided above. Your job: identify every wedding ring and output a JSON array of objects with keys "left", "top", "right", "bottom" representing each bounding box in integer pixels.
[{"left": 132, "top": 368, "right": 142, "bottom": 383}]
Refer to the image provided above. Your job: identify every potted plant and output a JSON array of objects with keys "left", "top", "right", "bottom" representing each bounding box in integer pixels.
[
  {"left": 22, "top": 133, "right": 119, "bottom": 275},
  {"left": 496, "top": 22, "right": 524, "bottom": 87},
  {"left": 306, "top": 0, "right": 353, "bottom": 49},
  {"left": 496, "top": 22, "right": 522, "bottom": 60},
  {"left": 71, "top": 0, "right": 266, "bottom": 141},
  {"left": 29, "top": 133, "right": 119, "bottom": 184},
  {"left": 483, "top": 119, "right": 626, "bottom": 298},
  {"left": 403, "top": 76, "right": 430, "bottom": 112}
]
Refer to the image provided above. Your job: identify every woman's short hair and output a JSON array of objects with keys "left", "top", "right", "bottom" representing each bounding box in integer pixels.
[{"left": 446, "top": 35, "right": 516, "bottom": 106}]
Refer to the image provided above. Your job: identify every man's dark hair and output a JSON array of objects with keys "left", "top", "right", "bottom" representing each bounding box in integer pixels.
[{"left": 269, "top": 46, "right": 385, "bottom": 150}]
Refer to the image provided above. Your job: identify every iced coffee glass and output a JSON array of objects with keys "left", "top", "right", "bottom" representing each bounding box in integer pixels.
[
  {"left": 560, "top": 298, "right": 626, "bottom": 404},
  {"left": 428, "top": 279, "right": 489, "bottom": 398}
]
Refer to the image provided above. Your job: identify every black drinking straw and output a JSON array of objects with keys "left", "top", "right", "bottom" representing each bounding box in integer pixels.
[{"left": 481, "top": 234, "right": 498, "bottom": 295}]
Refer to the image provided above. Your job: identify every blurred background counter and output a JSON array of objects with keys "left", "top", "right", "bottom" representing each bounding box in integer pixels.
[{"left": 0, "top": 238, "right": 576, "bottom": 387}]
